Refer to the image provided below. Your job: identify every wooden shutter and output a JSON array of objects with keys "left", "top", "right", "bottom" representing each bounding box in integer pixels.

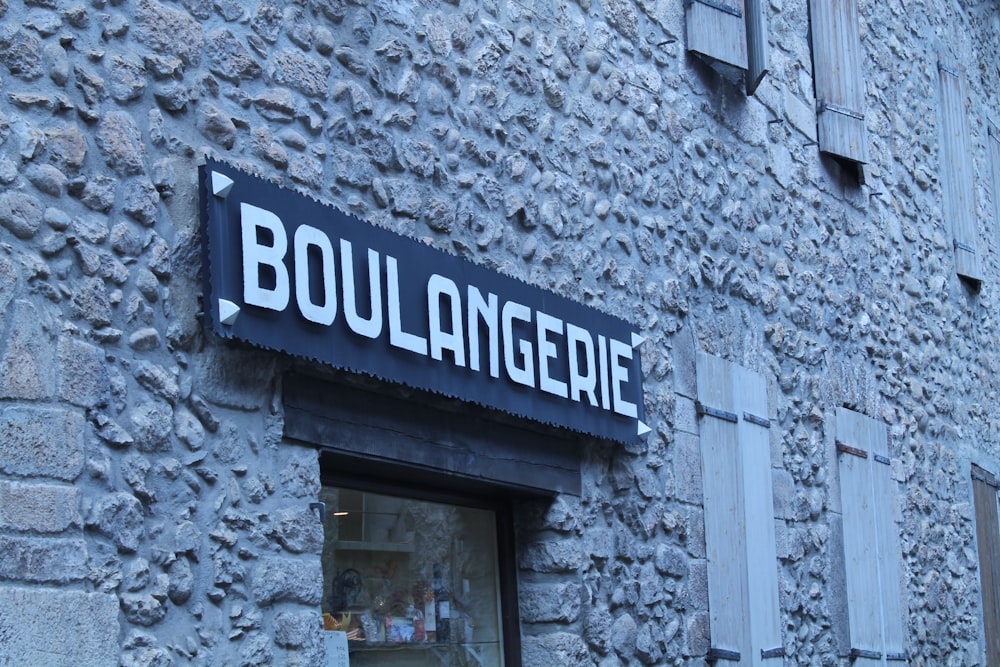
[
  {"left": 686, "top": 0, "right": 748, "bottom": 71},
  {"left": 836, "top": 408, "right": 908, "bottom": 665},
  {"left": 735, "top": 364, "right": 783, "bottom": 664},
  {"left": 697, "top": 353, "right": 783, "bottom": 665},
  {"left": 972, "top": 465, "right": 1000, "bottom": 666},
  {"left": 685, "top": 0, "right": 770, "bottom": 96},
  {"left": 809, "top": 0, "right": 868, "bottom": 165},
  {"left": 836, "top": 408, "right": 883, "bottom": 665},
  {"left": 938, "top": 61, "right": 983, "bottom": 284},
  {"left": 989, "top": 122, "right": 1000, "bottom": 232},
  {"left": 870, "top": 418, "right": 906, "bottom": 662},
  {"left": 698, "top": 352, "right": 747, "bottom": 661},
  {"left": 744, "top": 0, "right": 769, "bottom": 95}
]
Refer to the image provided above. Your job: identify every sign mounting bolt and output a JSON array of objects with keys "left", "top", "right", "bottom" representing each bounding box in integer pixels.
[
  {"left": 211, "top": 171, "right": 235, "bottom": 198},
  {"left": 218, "top": 299, "right": 240, "bottom": 325}
]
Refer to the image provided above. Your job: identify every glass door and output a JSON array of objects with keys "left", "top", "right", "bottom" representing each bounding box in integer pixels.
[{"left": 320, "top": 486, "right": 505, "bottom": 667}]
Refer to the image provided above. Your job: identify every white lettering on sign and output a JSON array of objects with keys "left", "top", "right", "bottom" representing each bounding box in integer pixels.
[
  {"left": 241, "top": 203, "right": 290, "bottom": 311},
  {"left": 566, "top": 323, "right": 597, "bottom": 406},
  {"left": 537, "top": 312, "right": 568, "bottom": 399},
  {"left": 501, "top": 300, "right": 534, "bottom": 388},
  {"left": 237, "top": 203, "right": 641, "bottom": 419},
  {"left": 294, "top": 224, "right": 337, "bottom": 325},
  {"left": 387, "top": 255, "right": 429, "bottom": 356},
  {"left": 467, "top": 287, "right": 500, "bottom": 378},
  {"left": 341, "top": 240, "right": 382, "bottom": 339},
  {"left": 609, "top": 338, "right": 637, "bottom": 418},
  {"left": 428, "top": 275, "right": 465, "bottom": 366}
]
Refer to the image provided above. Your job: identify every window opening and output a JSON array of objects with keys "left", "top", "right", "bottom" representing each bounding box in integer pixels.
[{"left": 320, "top": 484, "right": 506, "bottom": 667}]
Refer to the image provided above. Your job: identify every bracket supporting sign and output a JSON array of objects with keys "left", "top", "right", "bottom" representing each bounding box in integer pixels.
[{"left": 200, "top": 160, "right": 647, "bottom": 445}]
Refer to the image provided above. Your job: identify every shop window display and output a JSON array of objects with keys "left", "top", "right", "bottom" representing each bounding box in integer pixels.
[{"left": 320, "top": 486, "right": 504, "bottom": 666}]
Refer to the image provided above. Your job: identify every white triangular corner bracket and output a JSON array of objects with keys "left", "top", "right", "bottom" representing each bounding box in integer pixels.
[
  {"left": 211, "top": 171, "right": 235, "bottom": 198},
  {"left": 637, "top": 420, "right": 651, "bottom": 438},
  {"left": 631, "top": 332, "right": 645, "bottom": 349},
  {"left": 218, "top": 298, "right": 240, "bottom": 325}
]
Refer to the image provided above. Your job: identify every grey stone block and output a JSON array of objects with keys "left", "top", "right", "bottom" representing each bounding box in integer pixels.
[
  {"left": 134, "top": 0, "right": 203, "bottom": 65},
  {"left": 0, "top": 406, "right": 84, "bottom": 480},
  {"left": 196, "top": 343, "right": 276, "bottom": 410},
  {"left": 684, "top": 506, "right": 706, "bottom": 558},
  {"left": 584, "top": 605, "right": 613, "bottom": 652},
  {"left": 673, "top": 395, "right": 699, "bottom": 436},
  {"left": 673, "top": 324, "right": 697, "bottom": 398},
  {"left": 274, "top": 610, "right": 322, "bottom": 649},
  {"left": 518, "top": 539, "right": 584, "bottom": 573},
  {"left": 271, "top": 507, "right": 324, "bottom": 554},
  {"left": 251, "top": 557, "right": 323, "bottom": 606},
  {"left": 518, "top": 582, "right": 582, "bottom": 623},
  {"left": 783, "top": 88, "right": 818, "bottom": 141},
  {"left": 610, "top": 612, "right": 638, "bottom": 658},
  {"left": 95, "top": 112, "right": 146, "bottom": 175},
  {"left": 0, "top": 536, "right": 88, "bottom": 583},
  {"left": 0, "top": 300, "right": 53, "bottom": 400},
  {"left": 771, "top": 467, "right": 796, "bottom": 520},
  {"left": 0, "top": 587, "right": 118, "bottom": 666},
  {"left": 58, "top": 335, "right": 110, "bottom": 408},
  {"left": 0, "top": 190, "right": 43, "bottom": 239},
  {"left": 672, "top": 431, "right": 703, "bottom": 504},
  {"left": 0, "top": 255, "right": 17, "bottom": 313},
  {"left": 521, "top": 632, "right": 590, "bottom": 664},
  {"left": 685, "top": 610, "right": 711, "bottom": 657},
  {"left": 88, "top": 492, "right": 145, "bottom": 553},
  {"left": 827, "top": 512, "right": 851, "bottom": 656},
  {"left": 0, "top": 480, "right": 80, "bottom": 532},
  {"left": 270, "top": 49, "right": 331, "bottom": 98},
  {"left": 685, "top": 559, "right": 709, "bottom": 612}
]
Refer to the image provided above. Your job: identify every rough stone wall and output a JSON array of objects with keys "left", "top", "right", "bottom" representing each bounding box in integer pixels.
[{"left": 0, "top": 0, "right": 998, "bottom": 666}]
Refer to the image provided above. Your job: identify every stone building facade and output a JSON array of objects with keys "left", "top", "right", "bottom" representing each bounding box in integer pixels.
[{"left": 0, "top": 0, "right": 998, "bottom": 665}]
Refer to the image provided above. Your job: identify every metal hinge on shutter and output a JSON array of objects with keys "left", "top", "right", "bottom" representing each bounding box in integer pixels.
[
  {"left": 685, "top": 0, "right": 743, "bottom": 18},
  {"left": 850, "top": 648, "right": 882, "bottom": 660},
  {"left": 696, "top": 401, "right": 738, "bottom": 423},
  {"left": 743, "top": 411, "right": 770, "bottom": 428},
  {"left": 885, "top": 652, "right": 909, "bottom": 661},
  {"left": 707, "top": 647, "right": 741, "bottom": 662},
  {"left": 954, "top": 239, "right": 976, "bottom": 253},
  {"left": 761, "top": 646, "right": 785, "bottom": 659},
  {"left": 836, "top": 441, "right": 868, "bottom": 459},
  {"left": 873, "top": 454, "right": 891, "bottom": 465},
  {"left": 818, "top": 100, "right": 865, "bottom": 121},
  {"left": 937, "top": 61, "right": 960, "bottom": 77}
]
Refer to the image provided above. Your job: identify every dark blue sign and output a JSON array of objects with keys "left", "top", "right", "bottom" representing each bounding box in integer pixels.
[{"left": 200, "top": 160, "right": 647, "bottom": 444}]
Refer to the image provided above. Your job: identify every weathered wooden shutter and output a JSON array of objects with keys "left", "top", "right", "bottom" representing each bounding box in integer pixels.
[
  {"left": 697, "top": 353, "right": 783, "bottom": 665},
  {"left": 971, "top": 465, "right": 1000, "bottom": 666},
  {"left": 686, "top": 0, "right": 748, "bottom": 71},
  {"left": 685, "top": 0, "right": 769, "bottom": 96},
  {"left": 698, "top": 353, "right": 746, "bottom": 662},
  {"left": 836, "top": 408, "right": 907, "bottom": 665},
  {"left": 869, "top": 417, "right": 906, "bottom": 662},
  {"left": 744, "top": 0, "right": 769, "bottom": 96},
  {"left": 809, "top": 0, "right": 868, "bottom": 166},
  {"left": 989, "top": 122, "right": 1000, "bottom": 231},
  {"left": 735, "top": 364, "right": 783, "bottom": 664},
  {"left": 938, "top": 61, "right": 983, "bottom": 285}
]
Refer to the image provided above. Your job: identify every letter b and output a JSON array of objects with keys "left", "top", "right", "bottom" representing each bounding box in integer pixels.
[{"left": 241, "top": 203, "right": 290, "bottom": 312}]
